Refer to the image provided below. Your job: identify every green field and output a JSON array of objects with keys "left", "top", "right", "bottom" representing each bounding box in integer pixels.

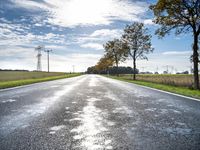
[
  {"left": 0, "top": 71, "right": 81, "bottom": 89},
  {"left": 106, "top": 74, "right": 200, "bottom": 99}
]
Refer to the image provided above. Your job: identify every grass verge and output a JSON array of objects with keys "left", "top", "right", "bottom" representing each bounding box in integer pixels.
[
  {"left": 0, "top": 73, "right": 81, "bottom": 89},
  {"left": 105, "top": 75, "right": 200, "bottom": 100}
]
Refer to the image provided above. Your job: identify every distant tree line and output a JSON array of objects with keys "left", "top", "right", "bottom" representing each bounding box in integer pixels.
[
  {"left": 0, "top": 69, "right": 29, "bottom": 72},
  {"left": 87, "top": 66, "right": 139, "bottom": 75}
]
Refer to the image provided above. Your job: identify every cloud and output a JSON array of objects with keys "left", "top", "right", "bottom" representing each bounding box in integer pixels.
[
  {"left": 122, "top": 53, "right": 192, "bottom": 73},
  {"left": 9, "top": 0, "right": 148, "bottom": 27},
  {"left": 143, "top": 19, "right": 155, "bottom": 25},
  {"left": 81, "top": 43, "right": 103, "bottom": 50},
  {"left": 162, "top": 51, "right": 191, "bottom": 55},
  {"left": 49, "top": 53, "right": 102, "bottom": 72},
  {"left": 0, "top": 42, "right": 102, "bottom": 71},
  {"left": 0, "top": 20, "right": 67, "bottom": 47},
  {"left": 75, "top": 28, "right": 123, "bottom": 46},
  {"left": 90, "top": 29, "right": 122, "bottom": 38},
  {"left": 9, "top": 0, "right": 48, "bottom": 11},
  {"left": 1, "top": 0, "right": 153, "bottom": 72},
  {"left": 45, "top": 45, "right": 67, "bottom": 50}
]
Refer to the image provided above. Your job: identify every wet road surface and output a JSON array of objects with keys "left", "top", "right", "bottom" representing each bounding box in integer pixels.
[{"left": 0, "top": 75, "right": 200, "bottom": 150}]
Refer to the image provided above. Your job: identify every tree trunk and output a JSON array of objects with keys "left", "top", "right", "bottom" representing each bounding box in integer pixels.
[
  {"left": 116, "top": 62, "right": 119, "bottom": 77},
  {"left": 132, "top": 58, "right": 136, "bottom": 80},
  {"left": 193, "top": 33, "right": 199, "bottom": 89}
]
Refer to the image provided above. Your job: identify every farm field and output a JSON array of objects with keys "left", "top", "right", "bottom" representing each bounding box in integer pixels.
[
  {"left": 119, "top": 74, "right": 200, "bottom": 88},
  {"left": 107, "top": 74, "right": 200, "bottom": 99},
  {"left": 0, "top": 71, "right": 81, "bottom": 89},
  {"left": 0, "top": 71, "right": 66, "bottom": 81}
]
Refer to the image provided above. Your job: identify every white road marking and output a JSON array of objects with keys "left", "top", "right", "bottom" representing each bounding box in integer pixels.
[{"left": 133, "top": 83, "right": 200, "bottom": 102}]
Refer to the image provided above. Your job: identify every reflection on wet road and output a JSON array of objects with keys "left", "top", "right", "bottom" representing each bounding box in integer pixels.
[{"left": 0, "top": 75, "right": 200, "bottom": 150}]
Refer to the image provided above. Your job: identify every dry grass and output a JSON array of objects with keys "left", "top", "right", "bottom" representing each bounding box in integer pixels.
[
  {"left": 119, "top": 74, "right": 199, "bottom": 88},
  {"left": 107, "top": 75, "right": 200, "bottom": 99}
]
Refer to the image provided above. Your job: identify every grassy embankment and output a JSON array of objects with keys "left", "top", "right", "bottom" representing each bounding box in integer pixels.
[
  {"left": 0, "top": 71, "right": 81, "bottom": 89},
  {"left": 106, "top": 74, "right": 200, "bottom": 99}
]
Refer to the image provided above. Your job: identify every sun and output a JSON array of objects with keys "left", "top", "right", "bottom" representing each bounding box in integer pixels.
[
  {"left": 46, "top": 0, "right": 144, "bottom": 27},
  {"left": 51, "top": 0, "right": 112, "bottom": 26}
]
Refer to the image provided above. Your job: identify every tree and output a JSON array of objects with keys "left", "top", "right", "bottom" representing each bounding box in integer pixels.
[
  {"left": 95, "top": 55, "right": 114, "bottom": 73},
  {"left": 86, "top": 66, "right": 98, "bottom": 74},
  {"left": 122, "top": 22, "right": 154, "bottom": 80},
  {"left": 150, "top": 0, "right": 200, "bottom": 89},
  {"left": 103, "top": 39, "right": 128, "bottom": 76}
]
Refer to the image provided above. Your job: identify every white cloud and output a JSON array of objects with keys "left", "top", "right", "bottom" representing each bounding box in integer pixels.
[
  {"left": 9, "top": 0, "right": 48, "bottom": 11},
  {"left": 75, "top": 28, "right": 123, "bottom": 45},
  {"left": 10, "top": 0, "right": 148, "bottom": 27},
  {"left": 81, "top": 43, "right": 103, "bottom": 50},
  {"left": 143, "top": 19, "right": 155, "bottom": 25},
  {"left": 90, "top": 29, "right": 122, "bottom": 38},
  {"left": 0, "top": 21, "right": 66, "bottom": 47},
  {"left": 162, "top": 51, "right": 191, "bottom": 55},
  {"left": 45, "top": 45, "right": 67, "bottom": 50},
  {"left": 0, "top": 45, "right": 101, "bottom": 72},
  {"left": 0, "top": 46, "right": 34, "bottom": 57}
]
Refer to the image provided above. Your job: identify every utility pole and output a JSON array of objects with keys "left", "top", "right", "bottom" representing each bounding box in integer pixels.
[
  {"left": 163, "top": 65, "right": 169, "bottom": 74},
  {"left": 44, "top": 49, "right": 52, "bottom": 72}
]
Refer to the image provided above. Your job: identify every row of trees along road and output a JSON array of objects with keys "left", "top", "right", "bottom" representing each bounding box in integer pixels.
[
  {"left": 95, "top": 22, "right": 154, "bottom": 80},
  {"left": 89, "top": 0, "right": 200, "bottom": 90}
]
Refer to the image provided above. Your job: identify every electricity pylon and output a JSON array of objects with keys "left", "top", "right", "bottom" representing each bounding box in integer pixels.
[{"left": 35, "top": 46, "right": 44, "bottom": 71}]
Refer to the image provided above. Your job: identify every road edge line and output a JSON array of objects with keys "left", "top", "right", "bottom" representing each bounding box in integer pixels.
[{"left": 106, "top": 76, "right": 200, "bottom": 102}]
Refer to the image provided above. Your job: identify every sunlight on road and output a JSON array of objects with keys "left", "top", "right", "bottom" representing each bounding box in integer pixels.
[{"left": 70, "top": 97, "right": 113, "bottom": 149}]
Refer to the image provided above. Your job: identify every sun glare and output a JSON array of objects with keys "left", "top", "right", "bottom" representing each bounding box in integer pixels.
[
  {"left": 46, "top": 0, "right": 143, "bottom": 27},
  {"left": 51, "top": 0, "right": 112, "bottom": 26}
]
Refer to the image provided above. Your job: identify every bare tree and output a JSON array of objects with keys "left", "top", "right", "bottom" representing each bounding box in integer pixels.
[{"left": 122, "top": 22, "right": 154, "bottom": 80}]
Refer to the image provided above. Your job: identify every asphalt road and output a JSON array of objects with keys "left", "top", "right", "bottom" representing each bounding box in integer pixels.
[{"left": 0, "top": 75, "right": 200, "bottom": 150}]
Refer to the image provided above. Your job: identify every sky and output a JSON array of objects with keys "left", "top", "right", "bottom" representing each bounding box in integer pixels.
[{"left": 0, "top": 0, "right": 194, "bottom": 73}]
